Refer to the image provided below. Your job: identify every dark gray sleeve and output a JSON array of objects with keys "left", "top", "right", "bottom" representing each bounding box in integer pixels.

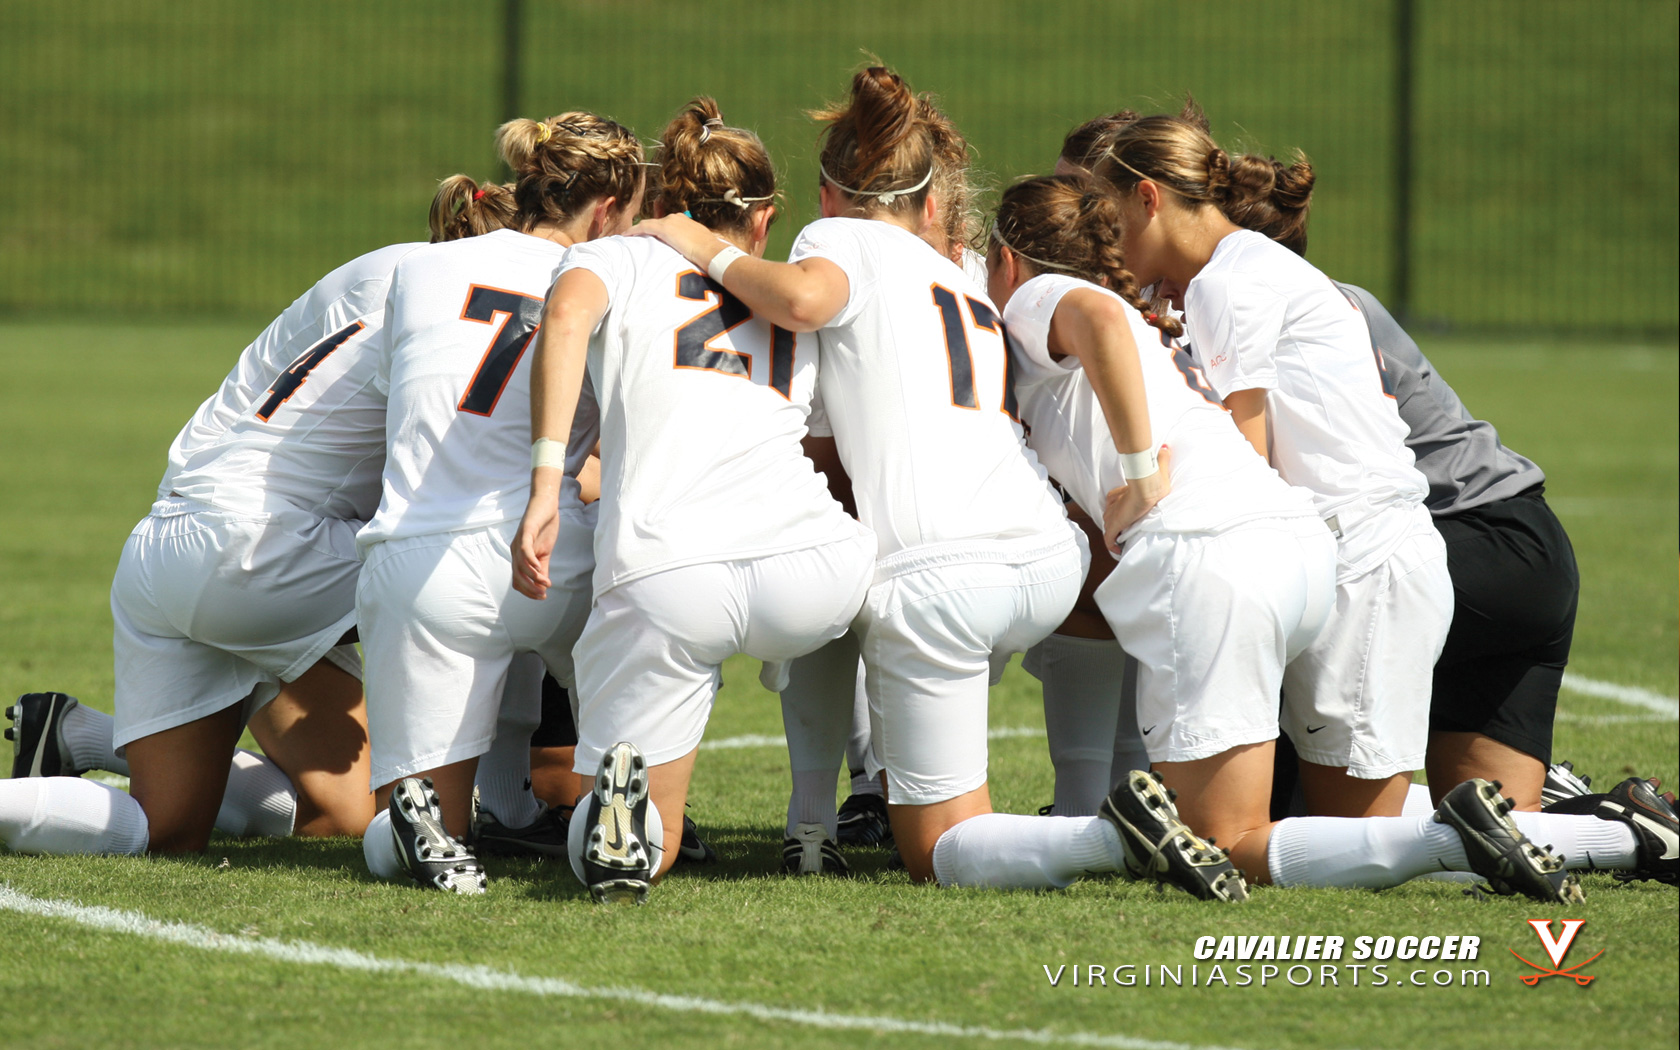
[{"left": 1336, "top": 283, "right": 1544, "bottom": 515}]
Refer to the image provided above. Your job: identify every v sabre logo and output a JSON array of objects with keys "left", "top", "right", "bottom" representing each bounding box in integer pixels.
[{"left": 1510, "top": 920, "right": 1601, "bottom": 986}]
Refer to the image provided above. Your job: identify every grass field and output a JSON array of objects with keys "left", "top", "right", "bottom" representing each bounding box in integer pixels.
[{"left": 0, "top": 324, "right": 1675, "bottom": 1050}]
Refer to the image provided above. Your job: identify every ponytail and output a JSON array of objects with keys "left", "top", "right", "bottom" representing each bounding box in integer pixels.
[{"left": 428, "top": 175, "right": 517, "bottom": 243}]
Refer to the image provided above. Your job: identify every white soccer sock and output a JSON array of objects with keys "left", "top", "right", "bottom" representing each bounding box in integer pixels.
[
  {"left": 1401, "top": 782, "right": 1436, "bottom": 816},
  {"left": 930, "top": 813, "right": 1126, "bottom": 889},
  {"left": 1031, "top": 634, "right": 1129, "bottom": 817},
  {"left": 362, "top": 809, "right": 404, "bottom": 880},
  {"left": 214, "top": 749, "right": 297, "bottom": 837},
  {"left": 849, "top": 769, "right": 883, "bottom": 798},
  {"left": 780, "top": 636, "right": 860, "bottom": 835},
  {"left": 1109, "top": 654, "right": 1149, "bottom": 786},
  {"left": 1266, "top": 815, "right": 1470, "bottom": 888},
  {"left": 787, "top": 769, "right": 839, "bottom": 840},
  {"left": 474, "top": 655, "right": 544, "bottom": 828},
  {"left": 0, "top": 776, "right": 148, "bottom": 854},
  {"left": 1509, "top": 811, "right": 1638, "bottom": 871},
  {"left": 59, "top": 701, "right": 127, "bottom": 775},
  {"left": 845, "top": 656, "right": 871, "bottom": 779}
]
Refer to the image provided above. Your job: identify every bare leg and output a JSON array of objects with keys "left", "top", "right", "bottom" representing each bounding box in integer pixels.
[
  {"left": 247, "top": 659, "right": 376, "bottom": 837},
  {"left": 1427, "top": 731, "right": 1545, "bottom": 811},
  {"left": 378, "top": 755, "right": 478, "bottom": 840},
  {"left": 1299, "top": 760, "right": 1412, "bottom": 818},
  {"left": 1153, "top": 742, "right": 1279, "bottom": 884},
  {"left": 531, "top": 745, "right": 582, "bottom": 812},
  {"left": 126, "top": 702, "right": 247, "bottom": 853},
  {"left": 887, "top": 783, "right": 993, "bottom": 883}
]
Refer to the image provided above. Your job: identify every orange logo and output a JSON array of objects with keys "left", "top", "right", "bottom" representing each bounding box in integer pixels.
[{"left": 1510, "top": 919, "right": 1601, "bottom": 986}]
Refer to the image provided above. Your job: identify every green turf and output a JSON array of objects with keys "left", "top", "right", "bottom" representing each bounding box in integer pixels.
[
  {"left": 0, "top": 324, "right": 1675, "bottom": 1049},
  {"left": 2, "top": 1, "right": 1676, "bottom": 330}
]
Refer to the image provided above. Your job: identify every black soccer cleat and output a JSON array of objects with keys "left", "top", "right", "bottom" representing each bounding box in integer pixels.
[
  {"left": 1541, "top": 761, "right": 1595, "bottom": 811},
  {"left": 580, "top": 741, "right": 653, "bottom": 904},
  {"left": 472, "top": 800, "right": 572, "bottom": 859},
  {"left": 388, "top": 777, "right": 487, "bottom": 894},
  {"left": 676, "top": 811, "right": 717, "bottom": 864},
  {"left": 1434, "top": 778, "right": 1582, "bottom": 904},
  {"left": 1594, "top": 777, "right": 1678, "bottom": 886},
  {"left": 836, "top": 791, "right": 893, "bottom": 847},
  {"left": 7, "top": 692, "right": 85, "bottom": 780},
  {"left": 782, "top": 822, "right": 850, "bottom": 876},
  {"left": 1099, "top": 770, "right": 1248, "bottom": 902}
]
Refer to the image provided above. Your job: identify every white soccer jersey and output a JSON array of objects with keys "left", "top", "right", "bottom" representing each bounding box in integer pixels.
[
  {"left": 1183, "top": 230, "right": 1428, "bottom": 570},
  {"left": 557, "top": 235, "right": 859, "bottom": 596},
  {"left": 787, "top": 218, "right": 1066, "bottom": 556},
  {"left": 1005, "top": 273, "right": 1315, "bottom": 542},
  {"left": 163, "top": 242, "right": 425, "bottom": 521},
  {"left": 357, "top": 228, "right": 570, "bottom": 552}
]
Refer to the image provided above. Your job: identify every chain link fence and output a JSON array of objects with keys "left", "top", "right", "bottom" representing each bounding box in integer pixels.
[{"left": 3, "top": 0, "right": 1674, "bottom": 335}]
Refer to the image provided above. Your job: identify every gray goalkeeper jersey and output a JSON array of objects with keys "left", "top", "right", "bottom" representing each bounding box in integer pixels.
[{"left": 1337, "top": 283, "right": 1544, "bottom": 516}]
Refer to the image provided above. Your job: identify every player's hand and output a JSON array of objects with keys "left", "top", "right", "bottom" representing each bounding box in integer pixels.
[
  {"left": 512, "top": 495, "right": 560, "bottom": 600},
  {"left": 624, "top": 214, "right": 713, "bottom": 262},
  {"left": 1102, "top": 445, "right": 1172, "bottom": 555}
]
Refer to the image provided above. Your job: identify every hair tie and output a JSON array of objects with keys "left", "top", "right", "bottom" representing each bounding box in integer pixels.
[
  {"left": 819, "top": 162, "right": 934, "bottom": 207},
  {"left": 699, "top": 116, "right": 726, "bottom": 144},
  {"left": 695, "top": 187, "right": 775, "bottom": 212},
  {"left": 472, "top": 189, "right": 485, "bottom": 202},
  {"left": 534, "top": 122, "right": 551, "bottom": 145}
]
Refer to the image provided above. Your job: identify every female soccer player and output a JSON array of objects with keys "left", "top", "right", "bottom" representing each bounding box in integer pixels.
[
  {"left": 512, "top": 98, "right": 876, "bottom": 903},
  {"left": 354, "top": 112, "right": 644, "bottom": 894},
  {"left": 983, "top": 174, "right": 1594, "bottom": 902},
  {"left": 627, "top": 67, "right": 1237, "bottom": 898},
  {"left": 0, "top": 173, "right": 540, "bottom": 862},
  {"left": 1088, "top": 113, "right": 1454, "bottom": 833}
]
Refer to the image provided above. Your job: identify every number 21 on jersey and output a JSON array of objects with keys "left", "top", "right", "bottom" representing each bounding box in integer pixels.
[{"left": 673, "top": 272, "right": 795, "bottom": 398}]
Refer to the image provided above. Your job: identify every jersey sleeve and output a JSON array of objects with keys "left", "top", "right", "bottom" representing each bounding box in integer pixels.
[
  {"left": 555, "top": 239, "right": 632, "bottom": 334},
  {"left": 1001, "top": 274, "right": 1089, "bottom": 379},
  {"left": 805, "top": 379, "right": 833, "bottom": 437},
  {"left": 788, "top": 219, "right": 872, "bottom": 329},
  {"left": 1184, "top": 270, "right": 1285, "bottom": 399}
]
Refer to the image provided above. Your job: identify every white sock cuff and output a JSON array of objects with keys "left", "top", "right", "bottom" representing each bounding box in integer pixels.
[
  {"left": 1266, "top": 818, "right": 1314, "bottom": 887},
  {"left": 362, "top": 809, "right": 403, "bottom": 879}
]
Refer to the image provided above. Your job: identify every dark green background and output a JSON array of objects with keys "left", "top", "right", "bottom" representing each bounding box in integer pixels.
[{"left": 3, "top": 0, "right": 1675, "bottom": 332}]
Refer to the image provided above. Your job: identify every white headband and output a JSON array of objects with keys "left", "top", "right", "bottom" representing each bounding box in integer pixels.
[
  {"left": 989, "top": 225, "right": 1078, "bottom": 274},
  {"left": 698, "top": 116, "right": 726, "bottom": 144},
  {"left": 819, "top": 162, "right": 934, "bottom": 207}
]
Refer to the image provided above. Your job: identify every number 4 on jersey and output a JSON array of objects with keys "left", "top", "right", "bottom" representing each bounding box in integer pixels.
[
  {"left": 255, "top": 321, "right": 366, "bottom": 422},
  {"left": 458, "top": 284, "right": 545, "bottom": 416}
]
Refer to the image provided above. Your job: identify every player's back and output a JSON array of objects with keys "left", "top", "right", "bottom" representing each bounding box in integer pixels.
[
  {"left": 1184, "top": 230, "right": 1425, "bottom": 522},
  {"left": 787, "top": 218, "right": 1066, "bottom": 557},
  {"left": 1007, "top": 274, "right": 1314, "bottom": 542},
  {"left": 165, "top": 242, "right": 425, "bottom": 521},
  {"left": 561, "top": 236, "right": 854, "bottom": 595},
  {"left": 358, "top": 228, "right": 568, "bottom": 552}
]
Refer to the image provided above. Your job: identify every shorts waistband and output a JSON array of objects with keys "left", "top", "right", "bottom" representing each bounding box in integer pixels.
[{"left": 873, "top": 527, "right": 1080, "bottom": 584}]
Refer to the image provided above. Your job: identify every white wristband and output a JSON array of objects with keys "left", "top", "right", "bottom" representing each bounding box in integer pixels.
[
  {"left": 1118, "top": 447, "right": 1159, "bottom": 481},
  {"left": 707, "top": 244, "right": 747, "bottom": 283},
  {"left": 531, "top": 437, "right": 567, "bottom": 471}
]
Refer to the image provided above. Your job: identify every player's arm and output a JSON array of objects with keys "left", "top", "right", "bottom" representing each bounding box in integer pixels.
[
  {"left": 1049, "top": 288, "right": 1168, "bottom": 552},
  {"left": 1223, "top": 388, "right": 1268, "bottom": 461},
  {"left": 514, "top": 268, "right": 608, "bottom": 600},
  {"left": 627, "top": 214, "right": 848, "bottom": 332}
]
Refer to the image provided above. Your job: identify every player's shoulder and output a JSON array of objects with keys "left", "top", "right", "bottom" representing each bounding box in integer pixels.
[{"left": 304, "top": 241, "right": 428, "bottom": 312}]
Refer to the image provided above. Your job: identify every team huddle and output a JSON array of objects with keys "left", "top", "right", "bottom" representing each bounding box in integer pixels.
[{"left": 2, "top": 68, "right": 1675, "bottom": 906}]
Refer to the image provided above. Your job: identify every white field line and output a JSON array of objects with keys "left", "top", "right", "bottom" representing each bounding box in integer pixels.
[
  {"left": 1559, "top": 673, "right": 1678, "bottom": 718},
  {"left": 0, "top": 886, "right": 1241, "bottom": 1050}
]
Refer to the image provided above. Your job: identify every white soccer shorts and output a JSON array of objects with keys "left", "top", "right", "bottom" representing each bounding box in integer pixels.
[
  {"left": 1096, "top": 516, "right": 1336, "bottom": 765},
  {"left": 1282, "top": 504, "right": 1454, "bottom": 779},
  {"left": 110, "top": 497, "right": 363, "bottom": 751},
  {"left": 857, "top": 527, "right": 1087, "bottom": 806},
  {"left": 357, "top": 514, "right": 595, "bottom": 789},
  {"left": 571, "top": 531, "right": 876, "bottom": 776}
]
